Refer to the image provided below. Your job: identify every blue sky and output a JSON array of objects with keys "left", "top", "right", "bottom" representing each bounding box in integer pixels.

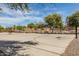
[{"left": 0, "top": 3, "right": 79, "bottom": 27}]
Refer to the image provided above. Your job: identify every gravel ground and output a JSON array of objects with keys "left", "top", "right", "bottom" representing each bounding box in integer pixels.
[{"left": 62, "top": 36, "right": 79, "bottom": 56}]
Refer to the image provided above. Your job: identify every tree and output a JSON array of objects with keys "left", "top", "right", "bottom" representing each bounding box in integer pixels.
[
  {"left": 36, "top": 22, "right": 45, "bottom": 30},
  {"left": 44, "top": 13, "right": 63, "bottom": 33},
  {"left": 66, "top": 11, "right": 79, "bottom": 38},
  {"left": 27, "top": 23, "right": 37, "bottom": 29},
  {"left": 0, "top": 25, "right": 4, "bottom": 32},
  {"left": 15, "top": 26, "right": 25, "bottom": 31},
  {"left": 6, "top": 27, "right": 13, "bottom": 34},
  {"left": 12, "top": 25, "right": 17, "bottom": 31}
]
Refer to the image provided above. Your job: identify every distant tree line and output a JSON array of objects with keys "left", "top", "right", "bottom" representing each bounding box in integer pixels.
[
  {"left": 0, "top": 11, "right": 79, "bottom": 38},
  {"left": 0, "top": 3, "right": 78, "bottom": 38}
]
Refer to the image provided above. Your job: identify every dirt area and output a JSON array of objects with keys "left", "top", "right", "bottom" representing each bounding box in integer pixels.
[{"left": 62, "top": 37, "right": 79, "bottom": 56}]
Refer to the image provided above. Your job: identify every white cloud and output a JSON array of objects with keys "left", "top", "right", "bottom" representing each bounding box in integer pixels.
[
  {"left": 0, "top": 15, "right": 43, "bottom": 27},
  {"left": 0, "top": 4, "right": 44, "bottom": 27}
]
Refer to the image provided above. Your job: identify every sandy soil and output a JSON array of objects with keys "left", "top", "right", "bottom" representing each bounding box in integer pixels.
[{"left": 0, "top": 32, "right": 75, "bottom": 56}]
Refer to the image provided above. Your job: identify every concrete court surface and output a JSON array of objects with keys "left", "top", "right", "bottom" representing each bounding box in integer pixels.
[{"left": 0, "top": 33, "right": 75, "bottom": 56}]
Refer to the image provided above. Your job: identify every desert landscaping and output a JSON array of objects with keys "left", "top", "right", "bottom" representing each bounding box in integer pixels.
[{"left": 0, "top": 3, "right": 79, "bottom": 56}]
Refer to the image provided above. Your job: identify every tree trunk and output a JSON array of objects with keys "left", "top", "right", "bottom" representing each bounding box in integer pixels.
[
  {"left": 51, "top": 27, "right": 53, "bottom": 33},
  {"left": 60, "top": 27, "right": 62, "bottom": 34},
  {"left": 75, "top": 24, "right": 78, "bottom": 39}
]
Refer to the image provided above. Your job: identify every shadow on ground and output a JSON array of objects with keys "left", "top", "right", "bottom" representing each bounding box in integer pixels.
[{"left": 0, "top": 40, "right": 38, "bottom": 56}]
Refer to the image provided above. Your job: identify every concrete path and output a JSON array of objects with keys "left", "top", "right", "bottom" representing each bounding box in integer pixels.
[{"left": 0, "top": 33, "right": 75, "bottom": 56}]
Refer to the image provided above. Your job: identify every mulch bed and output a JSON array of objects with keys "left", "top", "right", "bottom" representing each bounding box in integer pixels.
[{"left": 61, "top": 38, "right": 79, "bottom": 56}]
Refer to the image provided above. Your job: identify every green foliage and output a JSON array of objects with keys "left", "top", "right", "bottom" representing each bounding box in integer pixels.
[
  {"left": 0, "top": 25, "right": 4, "bottom": 29},
  {"left": 0, "top": 25, "right": 4, "bottom": 32},
  {"left": 36, "top": 22, "right": 45, "bottom": 29},
  {"left": 6, "top": 27, "right": 12, "bottom": 32},
  {"left": 16, "top": 26, "right": 22, "bottom": 30},
  {"left": 66, "top": 11, "right": 79, "bottom": 38},
  {"left": 27, "top": 23, "right": 37, "bottom": 29},
  {"left": 15, "top": 26, "right": 25, "bottom": 30},
  {"left": 5, "top": 25, "right": 26, "bottom": 32},
  {"left": 45, "top": 15, "right": 55, "bottom": 27},
  {"left": 27, "top": 22, "right": 46, "bottom": 30},
  {"left": 44, "top": 13, "right": 63, "bottom": 29},
  {"left": 67, "top": 11, "right": 79, "bottom": 27}
]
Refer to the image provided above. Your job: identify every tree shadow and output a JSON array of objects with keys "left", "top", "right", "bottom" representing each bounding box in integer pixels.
[{"left": 0, "top": 40, "right": 38, "bottom": 56}]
